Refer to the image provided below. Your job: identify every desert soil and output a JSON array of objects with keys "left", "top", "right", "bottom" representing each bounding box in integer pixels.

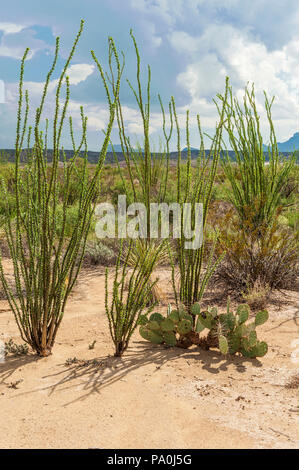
[{"left": 0, "top": 261, "right": 298, "bottom": 449}]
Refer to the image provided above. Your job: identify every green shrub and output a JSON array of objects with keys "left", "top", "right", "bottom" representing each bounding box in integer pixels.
[
  {"left": 84, "top": 240, "right": 116, "bottom": 266},
  {"left": 215, "top": 208, "right": 299, "bottom": 293}
]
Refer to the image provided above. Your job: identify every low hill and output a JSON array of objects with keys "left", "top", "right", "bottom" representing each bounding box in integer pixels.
[{"left": 0, "top": 148, "right": 298, "bottom": 164}]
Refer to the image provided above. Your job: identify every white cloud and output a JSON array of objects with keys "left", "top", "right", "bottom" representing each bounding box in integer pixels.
[
  {"left": 0, "top": 45, "right": 34, "bottom": 60},
  {"left": 177, "top": 54, "right": 226, "bottom": 98},
  {"left": 67, "top": 64, "right": 95, "bottom": 85},
  {"left": 167, "top": 22, "right": 299, "bottom": 142},
  {"left": 0, "top": 25, "right": 53, "bottom": 60},
  {"left": 0, "top": 23, "right": 25, "bottom": 35}
]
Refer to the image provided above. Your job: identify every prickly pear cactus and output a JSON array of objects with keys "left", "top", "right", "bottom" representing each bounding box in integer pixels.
[
  {"left": 196, "top": 301, "right": 269, "bottom": 358},
  {"left": 139, "top": 301, "right": 269, "bottom": 359},
  {"left": 138, "top": 304, "right": 198, "bottom": 347}
]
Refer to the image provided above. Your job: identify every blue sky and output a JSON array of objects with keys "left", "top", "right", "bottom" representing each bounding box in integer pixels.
[{"left": 1, "top": 0, "right": 299, "bottom": 150}]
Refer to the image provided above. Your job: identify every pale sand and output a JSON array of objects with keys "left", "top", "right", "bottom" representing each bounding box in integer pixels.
[{"left": 0, "top": 263, "right": 298, "bottom": 449}]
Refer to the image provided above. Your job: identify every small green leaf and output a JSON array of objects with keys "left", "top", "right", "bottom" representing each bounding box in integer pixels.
[
  {"left": 198, "top": 311, "right": 213, "bottom": 329},
  {"left": 178, "top": 307, "right": 188, "bottom": 319},
  {"left": 228, "top": 335, "right": 240, "bottom": 354},
  {"left": 253, "top": 341, "right": 268, "bottom": 357},
  {"left": 181, "top": 312, "right": 193, "bottom": 323},
  {"left": 224, "top": 312, "right": 235, "bottom": 330}
]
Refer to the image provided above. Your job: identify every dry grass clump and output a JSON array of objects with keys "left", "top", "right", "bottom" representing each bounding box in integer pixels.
[{"left": 242, "top": 279, "right": 271, "bottom": 310}]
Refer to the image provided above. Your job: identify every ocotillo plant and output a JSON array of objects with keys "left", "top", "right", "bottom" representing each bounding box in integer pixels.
[
  {"left": 109, "top": 30, "right": 174, "bottom": 295},
  {"left": 105, "top": 240, "right": 161, "bottom": 356},
  {"left": 170, "top": 79, "right": 229, "bottom": 313},
  {"left": 112, "top": 30, "right": 173, "bottom": 212},
  {"left": 0, "top": 21, "right": 122, "bottom": 356},
  {"left": 216, "top": 82, "right": 296, "bottom": 230}
]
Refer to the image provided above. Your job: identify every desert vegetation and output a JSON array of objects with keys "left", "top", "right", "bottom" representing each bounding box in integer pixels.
[
  {"left": 0, "top": 22, "right": 298, "bottom": 358},
  {"left": 0, "top": 20, "right": 298, "bottom": 449}
]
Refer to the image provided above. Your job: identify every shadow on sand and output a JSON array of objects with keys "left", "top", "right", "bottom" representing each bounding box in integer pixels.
[
  {"left": 0, "top": 353, "right": 40, "bottom": 384},
  {"left": 5, "top": 342, "right": 263, "bottom": 406}
]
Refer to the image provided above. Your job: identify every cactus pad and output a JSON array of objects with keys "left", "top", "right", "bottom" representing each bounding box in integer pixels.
[
  {"left": 191, "top": 303, "right": 201, "bottom": 316},
  {"left": 255, "top": 310, "right": 269, "bottom": 326}
]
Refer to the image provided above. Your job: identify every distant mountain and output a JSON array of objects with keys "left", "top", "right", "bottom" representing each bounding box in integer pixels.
[
  {"left": 182, "top": 147, "right": 199, "bottom": 152},
  {"left": 277, "top": 132, "right": 299, "bottom": 152},
  {"left": 263, "top": 132, "right": 299, "bottom": 152}
]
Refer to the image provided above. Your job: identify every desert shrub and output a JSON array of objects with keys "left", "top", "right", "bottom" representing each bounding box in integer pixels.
[
  {"left": 0, "top": 151, "right": 9, "bottom": 165},
  {"left": 0, "top": 21, "right": 122, "bottom": 356},
  {"left": 139, "top": 304, "right": 197, "bottom": 348},
  {"left": 0, "top": 164, "right": 16, "bottom": 190},
  {"left": 113, "top": 29, "right": 173, "bottom": 209},
  {"left": 215, "top": 209, "right": 299, "bottom": 294},
  {"left": 105, "top": 240, "right": 159, "bottom": 356},
  {"left": 84, "top": 240, "right": 116, "bottom": 266},
  {"left": 54, "top": 202, "right": 96, "bottom": 239},
  {"left": 140, "top": 301, "right": 269, "bottom": 358},
  {"left": 111, "top": 179, "right": 135, "bottom": 206},
  {"left": 110, "top": 31, "right": 176, "bottom": 302}
]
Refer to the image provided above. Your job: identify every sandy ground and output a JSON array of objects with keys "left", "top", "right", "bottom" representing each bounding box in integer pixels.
[{"left": 0, "top": 262, "right": 298, "bottom": 449}]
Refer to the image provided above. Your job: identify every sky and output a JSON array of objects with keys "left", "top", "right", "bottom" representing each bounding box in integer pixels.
[{"left": 1, "top": 0, "right": 299, "bottom": 151}]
